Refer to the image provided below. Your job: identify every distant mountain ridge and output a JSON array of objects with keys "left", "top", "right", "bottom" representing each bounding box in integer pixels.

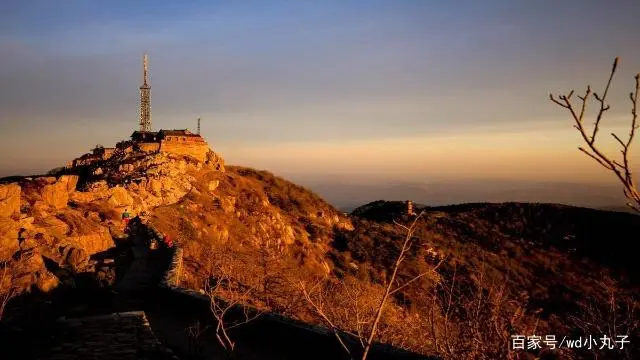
[{"left": 303, "top": 180, "right": 628, "bottom": 213}]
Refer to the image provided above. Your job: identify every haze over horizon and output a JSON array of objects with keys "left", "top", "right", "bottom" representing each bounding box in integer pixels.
[{"left": 2, "top": 1, "right": 640, "bottom": 208}]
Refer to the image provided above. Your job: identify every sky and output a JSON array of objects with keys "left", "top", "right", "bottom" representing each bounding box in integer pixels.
[{"left": 2, "top": 1, "right": 640, "bottom": 207}]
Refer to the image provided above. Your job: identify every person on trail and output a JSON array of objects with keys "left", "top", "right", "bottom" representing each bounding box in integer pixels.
[
  {"left": 122, "top": 209, "right": 131, "bottom": 232},
  {"left": 163, "top": 233, "right": 174, "bottom": 248}
]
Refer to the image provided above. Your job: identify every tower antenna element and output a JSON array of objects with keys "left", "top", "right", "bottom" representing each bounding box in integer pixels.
[{"left": 139, "top": 52, "right": 152, "bottom": 132}]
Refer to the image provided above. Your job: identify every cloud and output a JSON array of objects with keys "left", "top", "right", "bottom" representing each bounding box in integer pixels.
[
  {"left": 1, "top": 0, "right": 640, "bottom": 184},
  {"left": 220, "top": 123, "right": 639, "bottom": 186}
]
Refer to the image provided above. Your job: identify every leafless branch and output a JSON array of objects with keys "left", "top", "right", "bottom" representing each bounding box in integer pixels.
[
  {"left": 550, "top": 57, "right": 640, "bottom": 212},
  {"left": 185, "top": 320, "right": 210, "bottom": 356},
  {"left": 203, "top": 249, "right": 263, "bottom": 356},
  {"left": 300, "top": 210, "right": 446, "bottom": 360},
  {"left": 299, "top": 280, "right": 354, "bottom": 359},
  {"left": 389, "top": 256, "right": 446, "bottom": 296}
]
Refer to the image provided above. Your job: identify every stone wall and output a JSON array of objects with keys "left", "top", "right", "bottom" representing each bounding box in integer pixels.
[
  {"left": 141, "top": 221, "right": 431, "bottom": 360},
  {"left": 162, "top": 136, "right": 205, "bottom": 143},
  {"left": 143, "top": 223, "right": 183, "bottom": 287},
  {"left": 153, "top": 285, "right": 434, "bottom": 360},
  {"left": 162, "top": 247, "right": 183, "bottom": 286},
  {"left": 159, "top": 141, "right": 209, "bottom": 163},
  {"left": 136, "top": 142, "right": 161, "bottom": 153}
]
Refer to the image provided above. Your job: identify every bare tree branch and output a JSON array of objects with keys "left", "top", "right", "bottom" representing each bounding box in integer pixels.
[
  {"left": 389, "top": 256, "right": 446, "bottom": 296},
  {"left": 203, "top": 248, "right": 263, "bottom": 356},
  {"left": 550, "top": 57, "right": 640, "bottom": 212},
  {"left": 299, "top": 280, "right": 354, "bottom": 359},
  {"left": 299, "top": 210, "right": 448, "bottom": 360}
]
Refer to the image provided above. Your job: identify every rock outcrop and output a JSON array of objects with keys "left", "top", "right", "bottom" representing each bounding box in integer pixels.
[
  {"left": 37, "top": 175, "right": 79, "bottom": 210},
  {"left": 0, "top": 183, "right": 20, "bottom": 217},
  {"left": 159, "top": 141, "right": 209, "bottom": 163},
  {"left": 205, "top": 150, "right": 225, "bottom": 171},
  {"left": 107, "top": 186, "right": 134, "bottom": 208},
  {"left": 0, "top": 217, "right": 20, "bottom": 260},
  {"left": 0, "top": 136, "right": 232, "bottom": 305}
]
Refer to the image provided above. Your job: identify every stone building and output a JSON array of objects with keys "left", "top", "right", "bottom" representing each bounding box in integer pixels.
[
  {"left": 128, "top": 129, "right": 209, "bottom": 162},
  {"left": 68, "top": 129, "right": 211, "bottom": 169},
  {"left": 406, "top": 200, "right": 416, "bottom": 216},
  {"left": 131, "top": 131, "right": 158, "bottom": 143}
]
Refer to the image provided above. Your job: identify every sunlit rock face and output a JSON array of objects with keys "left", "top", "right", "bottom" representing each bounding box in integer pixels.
[{"left": 0, "top": 183, "right": 21, "bottom": 218}]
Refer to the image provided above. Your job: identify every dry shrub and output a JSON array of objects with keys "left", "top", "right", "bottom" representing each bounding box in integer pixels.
[
  {"left": 201, "top": 246, "right": 262, "bottom": 355},
  {"left": 428, "top": 268, "right": 538, "bottom": 360},
  {"left": 301, "top": 275, "right": 436, "bottom": 355},
  {"left": 0, "top": 261, "right": 17, "bottom": 320},
  {"left": 567, "top": 281, "right": 639, "bottom": 360}
]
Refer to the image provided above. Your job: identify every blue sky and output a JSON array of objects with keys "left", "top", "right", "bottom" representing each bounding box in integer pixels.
[{"left": 1, "top": 1, "right": 640, "bottom": 206}]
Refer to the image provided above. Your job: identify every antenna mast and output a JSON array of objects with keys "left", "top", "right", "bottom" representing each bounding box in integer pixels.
[
  {"left": 197, "top": 117, "right": 201, "bottom": 135},
  {"left": 139, "top": 52, "right": 152, "bottom": 132}
]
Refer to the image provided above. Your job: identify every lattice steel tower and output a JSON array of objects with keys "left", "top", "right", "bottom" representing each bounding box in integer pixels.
[{"left": 139, "top": 52, "right": 152, "bottom": 132}]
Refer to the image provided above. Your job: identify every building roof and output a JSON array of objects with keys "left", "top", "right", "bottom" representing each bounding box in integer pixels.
[
  {"left": 131, "top": 131, "right": 159, "bottom": 136},
  {"left": 157, "top": 129, "right": 201, "bottom": 137}
]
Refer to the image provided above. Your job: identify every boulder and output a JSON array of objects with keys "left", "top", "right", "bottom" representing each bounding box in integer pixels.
[
  {"left": 11, "top": 249, "right": 46, "bottom": 291},
  {"left": 36, "top": 271, "right": 60, "bottom": 293},
  {"left": 19, "top": 237, "right": 38, "bottom": 252},
  {"left": 67, "top": 226, "right": 113, "bottom": 255},
  {"left": 220, "top": 196, "right": 237, "bottom": 213},
  {"left": 148, "top": 179, "right": 162, "bottom": 194},
  {"left": 0, "top": 183, "right": 21, "bottom": 218},
  {"left": 41, "top": 181, "right": 69, "bottom": 209},
  {"left": 283, "top": 225, "right": 295, "bottom": 245},
  {"left": 107, "top": 186, "right": 133, "bottom": 207},
  {"left": 37, "top": 216, "right": 71, "bottom": 238},
  {"left": 58, "top": 175, "right": 79, "bottom": 193},
  {"left": 65, "top": 247, "right": 89, "bottom": 272},
  {"left": 208, "top": 180, "right": 220, "bottom": 192},
  {"left": 70, "top": 191, "right": 98, "bottom": 203},
  {"left": 40, "top": 177, "right": 57, "bottom": 185},
  {"left": 0, "top": 218, "right": 19, "bottom": 261},
  {"left": 205, "top": 150, "right": 225, "bottom": 172},
  {"left": 18, "top": 216, "right": 34, "bottom": 230}
]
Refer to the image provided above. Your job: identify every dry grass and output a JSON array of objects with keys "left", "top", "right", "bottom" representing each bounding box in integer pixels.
[{"left": 146, "top": 168, "right": 639, "bottom": 359}]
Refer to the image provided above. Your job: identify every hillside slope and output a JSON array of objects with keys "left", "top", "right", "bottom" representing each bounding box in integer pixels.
[
  {"left": 1, "top": 148, "right": 639, "bottom": 359},
  {"left": 345, "top": 200, "right": 639, "bottom": 359}
]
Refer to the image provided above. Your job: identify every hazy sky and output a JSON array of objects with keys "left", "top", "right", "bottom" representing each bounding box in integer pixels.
[{"left": 2, "top": 1, "right": 640, "bottom": 206}]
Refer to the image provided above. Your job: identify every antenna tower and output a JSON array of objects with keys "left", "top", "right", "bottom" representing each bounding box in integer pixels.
[
  {"left": 139, "top": 52, "right": 152, "bottom": 132},
  {"left": 197, "top": 117, "right": 201, "bottom": 135}
]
